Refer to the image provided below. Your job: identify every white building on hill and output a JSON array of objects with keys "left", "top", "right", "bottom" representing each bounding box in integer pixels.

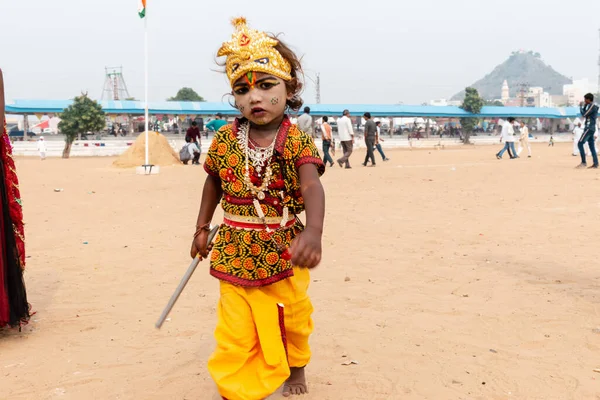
[
  {"left": 526, "top": 87, "right": 551, "bottom": 107},
  {"left": 429, "top": 99, "right": 448, "bottom": 107}
]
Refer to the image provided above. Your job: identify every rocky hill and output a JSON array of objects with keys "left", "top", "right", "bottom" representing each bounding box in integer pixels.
[{"left": 452, "top": 51, "right": 572, "bottom": 101}]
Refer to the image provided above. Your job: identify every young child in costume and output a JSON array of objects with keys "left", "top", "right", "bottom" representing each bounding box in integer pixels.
[{"left": 190, "top": 17, "right": 325, "bottom": 400}]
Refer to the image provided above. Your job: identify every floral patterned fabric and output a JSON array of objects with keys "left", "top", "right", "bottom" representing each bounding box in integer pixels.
[
  {"left": 204, "top": 116, "right": 324, "bottom": 287},
  {"left": 0, "top": 120, "right": 28, "bottom": 328},
  {"left": 1, "top": 123, "right": 25, "bottom": 268}
]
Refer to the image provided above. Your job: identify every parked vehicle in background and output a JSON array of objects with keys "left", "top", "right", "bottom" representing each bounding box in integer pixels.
[
  {"left": 394, "top": 125, "right": 410, "bottom": 135},
  {"left": 8, "top": 126, "right": 36, "bottom": 139},
  {"left": 329, "top": 121, "right": 338, "bottom": 133}
]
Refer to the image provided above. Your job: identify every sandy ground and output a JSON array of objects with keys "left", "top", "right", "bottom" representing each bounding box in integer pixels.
[{"left": 3, "top": 143, "right": 600, "bottom": 400}]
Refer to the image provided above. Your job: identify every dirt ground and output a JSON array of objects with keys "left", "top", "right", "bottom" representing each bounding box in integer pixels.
[{"left": 3, "top": 142, "right": 600, "bottom": 400}]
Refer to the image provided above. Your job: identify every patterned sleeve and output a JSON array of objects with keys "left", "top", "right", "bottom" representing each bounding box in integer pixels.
[
  {"left": 292, "top": 129, "right": 325, "bottom": 176},
  {"left": 203, "top": 131, "right": 222, "bottom": 178}
]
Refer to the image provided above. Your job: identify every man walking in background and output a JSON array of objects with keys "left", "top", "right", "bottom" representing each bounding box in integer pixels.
[
  {"left": 337, "top": 109, "right": 355, "bottom": 169},
  {"left": 186, "top": 121, "right": 200, "bottom": 143},
  {"left": 320, "top": 116, "right": 335, "bottom": 167},
  {"left": 496, "top": 117, "right": 517, "bottom": 159},
  {"left": 374, "top": 121, "right": 390, "bottom": 161},
  {"left": 362, "top": 113, "right": 377, "bottom": 167},
  {"left": 517, "top": 121, "right": 532, "bottom": 158},
  {"left": 576, "top": 93, "right": 599, "bottom": 169},
  {"left": 297, "top": 107, "right": 314, "bottom": 138},
  {"left": 573, "top": 122, "right": 584, "bottom": 156},
  {"left": 37, "top": 136, "right": 47, "bottom": 160}
]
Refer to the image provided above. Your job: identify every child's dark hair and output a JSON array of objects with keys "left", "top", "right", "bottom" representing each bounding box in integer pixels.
[
  {"left": 323, "top": 116, "right": 328, "bottom": 122},
  {"left": 585, "top": 93, "right": 594, "bottom": 102},
  {"left": 219, "top": 34, "right": 304, "bottom": 112},
  {"left": 272, "top": 36, "right": 304, "bottom": 111}
]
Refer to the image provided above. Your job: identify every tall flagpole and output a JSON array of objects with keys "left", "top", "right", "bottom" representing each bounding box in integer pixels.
[{"left": 144, "top": 9, "right": 149, "bottom": 166}]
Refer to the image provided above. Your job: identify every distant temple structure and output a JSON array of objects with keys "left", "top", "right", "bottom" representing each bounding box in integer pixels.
[{"left": 501, "top": 80, "right": 510, "bottom": 104}]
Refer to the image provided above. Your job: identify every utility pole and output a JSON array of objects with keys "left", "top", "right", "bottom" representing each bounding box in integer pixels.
[
  {"left": 315, "top": 73, "right": 321, "bottom": 104},
  {"left": 517, "top": 82, "right": 530, "bottom": 107},
  {"left": 306, "top": 72, "right": 321, "bottom": 104}
]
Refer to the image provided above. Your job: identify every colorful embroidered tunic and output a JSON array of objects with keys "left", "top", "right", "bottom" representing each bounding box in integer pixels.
[{"left": 204, "top": 116, "right": 324, "bottom": 287}]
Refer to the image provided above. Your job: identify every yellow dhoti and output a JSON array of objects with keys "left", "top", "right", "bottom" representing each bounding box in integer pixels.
[{"left": 208, "top": 267, "right": 313, "bottom": 400}]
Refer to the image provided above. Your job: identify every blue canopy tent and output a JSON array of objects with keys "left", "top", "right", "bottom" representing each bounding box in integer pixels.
[{"left": 5, "top": 99, "right": 581, "bottom": 119}]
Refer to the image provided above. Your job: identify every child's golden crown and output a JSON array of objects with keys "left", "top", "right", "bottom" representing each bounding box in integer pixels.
[{"left": 218, "top": 17, "right": 292, "bottom": 86}]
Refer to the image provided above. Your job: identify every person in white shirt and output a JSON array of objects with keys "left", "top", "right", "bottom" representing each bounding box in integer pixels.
[
  {"left": 517, "top": 121, "right": 532, "bottom": 158},
  {"left": 37, "top": 136, "right": 47, "bottom": 160},
  {"left": 374, "top": 121, "right": 390, "bottom": 161},
  {"left": 336, "top": 109, "right": 355, "bottom": 169},
  {"left": 189, "top": 140, "right": 201, "bottom": 165},
  {"left": 180, "top": 136, "right": 201, "bottom": 165},
  {"left": 496, "top": 117, "right": 517, "bottom": 159},
  {"left": 573, "top": 123, "right": 585, "bottom": 156},
  {"left": 296, "top": 107, "right": 314, "bottom": 138}
]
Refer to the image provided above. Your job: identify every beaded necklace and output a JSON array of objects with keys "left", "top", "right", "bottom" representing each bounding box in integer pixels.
[{"left": 238, "top": 121, "right": 290, "bottom": 234}]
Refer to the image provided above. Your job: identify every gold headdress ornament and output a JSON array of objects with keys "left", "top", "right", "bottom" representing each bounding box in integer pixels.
[{"left": 218, "top": 17, "right": 292, "bottom": 87}]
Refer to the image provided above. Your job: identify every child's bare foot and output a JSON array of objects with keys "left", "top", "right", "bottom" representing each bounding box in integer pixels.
[{"left": 282, "top": 367, "right": 308, "bottom": 397}]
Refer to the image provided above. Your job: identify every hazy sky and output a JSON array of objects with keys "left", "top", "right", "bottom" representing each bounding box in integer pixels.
[{"left": 1, "top": 0, "right": 599, "bottom": 105}]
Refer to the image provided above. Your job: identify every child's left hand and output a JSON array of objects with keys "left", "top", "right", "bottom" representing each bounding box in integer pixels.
[{"left": 290, "top": 227, "right": 322, "bottom": 269}]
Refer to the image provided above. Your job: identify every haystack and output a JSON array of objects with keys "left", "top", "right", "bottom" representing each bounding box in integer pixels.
[{"left": 113, "top": 132, "right": 181, "bottom": 168}]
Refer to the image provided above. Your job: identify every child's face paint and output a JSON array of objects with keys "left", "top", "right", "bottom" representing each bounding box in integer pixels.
[
  {"left": 244, "top": 71, "right": 256, "bottom": 90},
  {"left": 232, "top": 72, "right": 288, "bottom": 126}
]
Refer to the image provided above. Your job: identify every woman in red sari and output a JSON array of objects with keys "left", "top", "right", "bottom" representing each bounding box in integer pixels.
[{"left": 0, "top": 68, "right": 29, "bottom": 328}]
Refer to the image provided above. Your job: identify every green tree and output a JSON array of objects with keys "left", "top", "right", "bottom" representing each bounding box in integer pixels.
[
  {"left": 460, "top": 87, "right": 484, "bottom": 144},
  {"left": 168, "top": 87, "right": 205, "bottom": 102},
  {"left": 485, "top": 100, "right": 505, "bottom": 107},
  {"left": 58, "top": 93, "right": 105, "bottom": 158}
]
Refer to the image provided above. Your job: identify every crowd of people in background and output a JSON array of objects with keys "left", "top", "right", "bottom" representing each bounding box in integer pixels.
[
  {"left": 178, "top": 113, "right": 230, "bottom": 165},
  {"left": 174, "top": 94, "right": 600, "bottom": 168},
  {"left": 295, "top": 108, "right": 391, "bottom": 169},
  {"left": 494, "top": 93, "right": 599, "bottom": 168}
]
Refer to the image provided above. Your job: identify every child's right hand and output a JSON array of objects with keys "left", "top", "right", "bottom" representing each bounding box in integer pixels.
[{"left": 190, "top": 230, "right": 212, "bottom": 260}]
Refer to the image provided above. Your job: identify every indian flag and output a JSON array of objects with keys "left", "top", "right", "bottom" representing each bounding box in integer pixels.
[{"left": 138, "top": 0, "right": 146, "bottom": 18}]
